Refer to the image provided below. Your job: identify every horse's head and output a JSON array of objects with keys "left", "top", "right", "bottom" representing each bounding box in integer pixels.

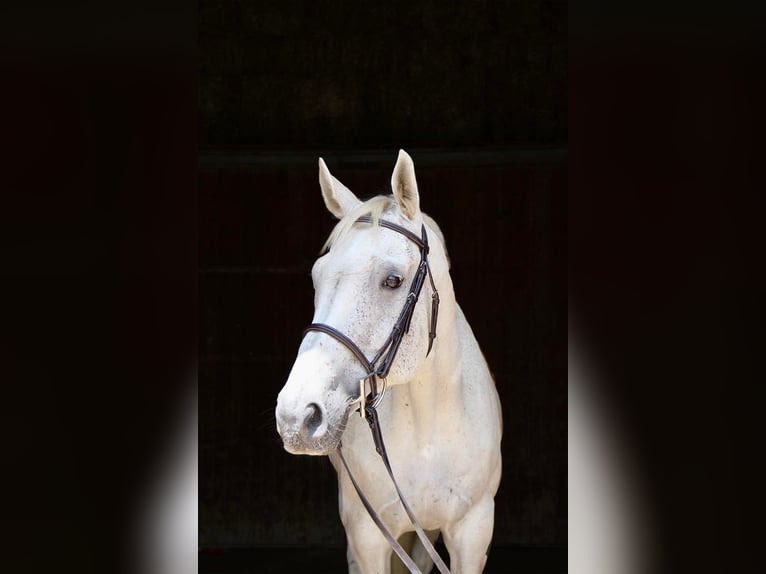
[{"left": 276, "top": 150, "right": 450, "bottom": 455}]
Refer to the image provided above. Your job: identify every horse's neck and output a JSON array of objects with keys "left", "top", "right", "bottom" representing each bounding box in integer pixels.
[{"left": 388, "top": 299, "right": 471, "bottom": 447}]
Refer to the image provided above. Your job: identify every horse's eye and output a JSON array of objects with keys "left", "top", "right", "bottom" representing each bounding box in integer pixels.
[{"left": 383, "top": 274, "right": 403, "bottom": 289}]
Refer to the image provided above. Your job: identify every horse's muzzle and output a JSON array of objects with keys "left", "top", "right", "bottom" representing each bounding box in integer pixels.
[{"left": 276, "top": 400, "right": 346, "bottom": 455}]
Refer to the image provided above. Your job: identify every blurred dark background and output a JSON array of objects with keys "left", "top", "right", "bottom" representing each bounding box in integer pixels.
[
  {"left": 4, "top": 0, "right": 764, "bottom": 572},
  {"left": 199, "top": 1, "right": 566, "bottom": 571}
]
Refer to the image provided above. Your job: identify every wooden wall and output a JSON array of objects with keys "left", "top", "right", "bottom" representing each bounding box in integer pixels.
[{"left": 200, "top": 1, "right": 566, "bottom": 148}]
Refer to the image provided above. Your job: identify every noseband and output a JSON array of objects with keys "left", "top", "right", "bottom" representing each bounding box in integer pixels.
[
  {"left": 301, "top": 215, "right": 450, "bottom": 574},
  {"left": 303, "top": 215, "right": 440, "bottom": 416}
]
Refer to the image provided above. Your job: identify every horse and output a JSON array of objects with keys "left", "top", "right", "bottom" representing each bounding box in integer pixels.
[{"left": 275, "top": 150, "right": 503, "bottom": 574}]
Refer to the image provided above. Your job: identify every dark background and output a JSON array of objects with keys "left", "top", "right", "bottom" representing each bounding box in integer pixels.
[
  {"left": 4, "top": 0, "right": 765, "bottom": 573},
  {"left": 198, "top": 0, "right": 567, "bottom": 567}
]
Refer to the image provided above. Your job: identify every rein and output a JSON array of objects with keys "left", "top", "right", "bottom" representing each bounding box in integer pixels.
[{"left": 302, "top": 216, "right": 449, "bottom": 574}]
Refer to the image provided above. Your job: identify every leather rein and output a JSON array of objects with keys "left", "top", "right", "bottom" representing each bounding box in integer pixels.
[{"left": 302, "top": 215, "right": 449, "bottom": 574}]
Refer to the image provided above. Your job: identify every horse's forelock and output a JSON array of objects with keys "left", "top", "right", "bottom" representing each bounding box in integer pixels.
[{"left": 321, "top": 195, "right": 448, "bottom": 262}]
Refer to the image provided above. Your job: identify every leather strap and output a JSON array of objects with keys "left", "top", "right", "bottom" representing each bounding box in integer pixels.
[
  {"left": 303, "top": 323, "right": 378, "bottom": 396},
  {"left": 355, "top": 215, "right": 428, "bottom": 252},
  {"left": 363, "top": 407, "right": 451, "bottom": 574},
  {"left": 303, "top": 323, "right": 374, "bottom": 374},
  {"left": 337, "top": 445, "right": 423, "bottom": 574}
]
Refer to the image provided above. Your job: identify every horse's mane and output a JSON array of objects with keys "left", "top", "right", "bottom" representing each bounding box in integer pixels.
[{"left": 321, "top": 195, "right": 448, "bottom": 264}]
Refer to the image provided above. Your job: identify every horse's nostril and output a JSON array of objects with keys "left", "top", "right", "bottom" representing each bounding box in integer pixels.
[{"left": 304, "top": 402, "right": 324, "bottom": 436}]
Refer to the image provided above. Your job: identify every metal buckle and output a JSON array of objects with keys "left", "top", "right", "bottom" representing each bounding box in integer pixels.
[
  {"left": 347, "top": 375, "right": 388, "bottom": 417},
  {"left": 370, "top": 376, "right": 388, "bottom": 409},
  {"left": 347, "top": 378, "right": 366, "bottom": 418}
]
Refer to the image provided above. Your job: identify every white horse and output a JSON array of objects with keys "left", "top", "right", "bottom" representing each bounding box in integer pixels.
[{"left": 276, "top": 150, "right": 503, "bottom": 574}]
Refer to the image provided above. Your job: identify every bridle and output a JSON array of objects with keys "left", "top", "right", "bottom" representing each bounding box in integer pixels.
[
  {"left": 302, "top": 215, "right": 450, "bottom": 574},
  {"left": 304, "top": 215, "right": 439, "bottom": 417}
]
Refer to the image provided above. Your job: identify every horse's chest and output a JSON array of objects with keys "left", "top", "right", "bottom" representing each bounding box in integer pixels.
[{"left": 335, "top": 418, "right": 475, "bottom": 527}]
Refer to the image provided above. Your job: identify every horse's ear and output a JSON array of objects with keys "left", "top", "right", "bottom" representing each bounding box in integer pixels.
[
  {"left": 391, "top": 149, "right": 421, "bottom": 221},
  {"left": 319, "top": 158, "right": 361, "bottom": 219}
]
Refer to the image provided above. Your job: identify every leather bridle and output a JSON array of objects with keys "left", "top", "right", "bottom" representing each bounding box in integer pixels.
[
  {"left": 301, "top": 215, "right": 450, "bottom": 574},
  {"left": 304, "top": 215, "right": 439, "bottom": 416}
]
